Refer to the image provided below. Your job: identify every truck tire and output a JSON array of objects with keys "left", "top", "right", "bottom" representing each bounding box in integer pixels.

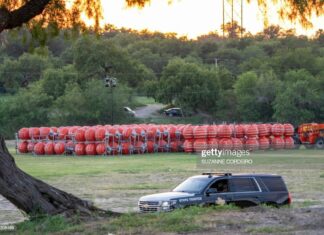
[{"left": 315, "top": 137, "right": 324, "bottom": 150}]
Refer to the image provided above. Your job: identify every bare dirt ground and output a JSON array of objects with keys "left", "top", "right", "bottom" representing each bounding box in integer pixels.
[{"left": 187, "top": 206, "right": 324, "bottom": 235}]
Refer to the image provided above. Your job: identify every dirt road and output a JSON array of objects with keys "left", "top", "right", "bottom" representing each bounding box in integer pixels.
[{"left": 134, "top": 104, "right": 164, "bottom": 118}]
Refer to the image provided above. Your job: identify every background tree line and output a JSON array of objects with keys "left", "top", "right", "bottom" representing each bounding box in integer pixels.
[{"left": 0, "top": 26, "right": 323, "bottom": 138}]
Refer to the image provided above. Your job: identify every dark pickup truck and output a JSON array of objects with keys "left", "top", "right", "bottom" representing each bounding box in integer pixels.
[{"left": 138, "top": 173, "right": 291, "bottom": 212}]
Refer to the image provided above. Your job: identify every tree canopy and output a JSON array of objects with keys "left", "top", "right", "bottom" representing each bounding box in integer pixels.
[{"left": 0, "top": 0, "right": 322, "bottom": 34}]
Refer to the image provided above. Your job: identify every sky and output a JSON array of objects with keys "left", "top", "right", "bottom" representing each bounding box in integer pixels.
[{"left": 99, "top": 0, "right": 323, "bottom": 39}]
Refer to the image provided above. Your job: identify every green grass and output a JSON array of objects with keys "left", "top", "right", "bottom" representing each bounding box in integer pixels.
[
  {"left": 4, "top": 149, "right": 324, "bottom": 234},
  {"left": 134, "top": 96, "right": 157, "bottom": 106},
  {"left": 15, "top": 216, "right": 71, "bottom": 235},
  {"left": 144, "top": 115, "right": 204, "bottom": 124},
  {"left": 14, "top": 205, "right": 239, "bottom": 235}
]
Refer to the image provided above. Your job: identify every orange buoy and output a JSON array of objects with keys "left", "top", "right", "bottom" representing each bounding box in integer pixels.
[
  {"left": 134, "top": 141, "right": 146, "bottom": 154},
  {"left": 121, "top": 142, "right": 133, "bottom": 155},
  {"left": 58, "top": 127, "right": 69, "bottom": 140},
  {"left": 182, "top": 126, "right": 194, "bottom": 140},
  {"left": 259, "top": 137, "right": 270, "bottom": 150},
  {"left": 271, "top": 124, "right": 284, "bottom": 137},
  {"left": 284, "top": 124, "right": 294, "bottom": 136},
  {"left": 18, "top": 128, "right": 30, "bottom": 140},
  {"left": 245, "top": 124, "right": 258, "bottom": 138},
  {"left": 122, "top": 127, "right": 132, "bottom": 140},
  {"left": 207, "top": 138, "right": 219, "bottom": 150},
  {"left": 183, "top": 139, "right": 194, "bottom": 153},
  {"left": 146, "top": 140, "right": 156, "bottom": 153},
  {"left": 146, "top": 126, "right": 157, "bottom": 139},
  {"left": 54, "top": 142, "right": 65, "bottom": 155},
  {"left": 284, "top": 136, "right": 295, "bottom": 149},
  {"left": 272, "top": 136, "right": 285, "bottom": 149},
  {"left": 40, "top": 127, "right": 50, "bottom": 139},
  {"left": 258, "top": 124, "right": 269, "bottom": 137},
  {"left": 218, "top": 125, "right": 232, "bottom": 138},
  {"left": 157, "top": 139, "right": 168, "bottom": 152},
  {"left": 75, "top": 143, "right": 86, "bottom": 156},
  {"left": 207, "top": 125, "right": 217, "bottom": 138},
  {"left": 219, "top": 138, "right": 233, "bottom": 150},
  {"left": 96, "top": 143, "right": 106, "bottom": 155},
  {"left": 232, "top": 138, "right": 243, "bottom": 150},
  {"left": 95, "top": 127, "right": 106, "bottom": 141},
  {"left": 34, "top": 142, "right": 45, "bottom": 155},
  {"left": 245, "top": 138, "right": 259, "bottom": 151},
  {"left": 68, "top": 126, "right": 79, "bottom": 137},
  {"left": 29, "top": 127, "right": 40, "bottom": 139},
  {"left": 85, "top": 144, "right": 97, "bottom": 155},
  {"left": 233, "top": 125, "right": 245, "bottom": 138},
  {"left": 27, "top": 142, "right": 35, "bottom": 152},
  {"left": 170, "top": 140, "right": 180, "bottom": 152},
  {"left": 18, "top": 141, "right": 28, "bottom": 153},
  {"left": 85, "top": 128, "right": 96, "bottom": 142},
  {"left": 44, "top": 142, "right": 55, "bottom": 155},
  {"left": 193, "top": 139, "right": 208, "bottom": 152},
  {"left": 75, "top": 128, "right": 86, "bottom": 142},
  {"left": 193, "top": 126, "right": 208, "bottom": 139}
]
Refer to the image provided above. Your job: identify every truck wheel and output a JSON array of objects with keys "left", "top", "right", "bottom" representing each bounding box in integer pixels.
[{"left": 315, "top": 137, "right": 324, "bottom": 150}]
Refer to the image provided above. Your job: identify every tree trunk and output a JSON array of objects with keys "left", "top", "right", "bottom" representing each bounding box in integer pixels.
[{"left": 0, "top": 136, "right": 108, "bottom": 218}]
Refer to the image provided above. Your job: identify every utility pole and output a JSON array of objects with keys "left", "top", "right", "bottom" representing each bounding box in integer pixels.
[
  {"left": 222, "top": 0, "right": 244, "bottom": 38},
  {"left": 214, "top": 58, "right": 218, "bottom": 68},
  {"left": 222, "top": 0, "right": 225, "bottom": 38},
  {"left": 241, "top": 0, "right": 243, "bottom": 38}
]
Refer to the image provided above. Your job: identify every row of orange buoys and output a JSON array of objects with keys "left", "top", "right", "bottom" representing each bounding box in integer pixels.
[
  {"left": 16, "top": 123, "right": 295, "bottom": 155},
  {"left": 182, "top": 123, "right": 295, "bottom": 153}
]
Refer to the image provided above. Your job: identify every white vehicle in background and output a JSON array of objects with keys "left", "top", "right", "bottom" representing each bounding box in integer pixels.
[{"left": 124, "top": 107, "right": 136, "bottom": 117}]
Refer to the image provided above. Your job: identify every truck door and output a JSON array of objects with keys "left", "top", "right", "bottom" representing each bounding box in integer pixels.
[
  {"left": 203, "top": 179, "right": 233, "bottom": 205},
  {"left": 229, "top": 177, "right": 262, "bottom": 206}
]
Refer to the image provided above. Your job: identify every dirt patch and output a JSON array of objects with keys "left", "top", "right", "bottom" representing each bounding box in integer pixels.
[{"left": 193, "top": 206, "right": 324, "bottom": 235}]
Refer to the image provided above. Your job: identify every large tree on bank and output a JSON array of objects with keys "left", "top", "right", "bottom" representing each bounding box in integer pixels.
[{"left": 0, "top": 0, "right": 323, "bottom": 219}]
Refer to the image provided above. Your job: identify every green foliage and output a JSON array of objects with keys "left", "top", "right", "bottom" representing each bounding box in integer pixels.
[
  {"left": 72, "top": 36, "right": 155, "bottom": 88},
  {"left": 234, "top": 70, "right": 280, "bottom": 122},
  {"left": 50, "top": 80, "right": 135, "bottom": 126},
  {"left": 0, "top": 53, "right": 50, "bottom": 92},
  {"left": 0, "top": 28, "right": 323, "bottom": 137},
  {"left": 0, "top": 82, "right": 53, "bottom": 137},
  {"left": 155, "top": 59, "right": 220, "bottom": 112},
  {"left": 273, "top": 70, "right": 322, "bottom": 125}
]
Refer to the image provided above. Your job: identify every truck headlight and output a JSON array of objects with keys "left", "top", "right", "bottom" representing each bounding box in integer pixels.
[{"left": 161, "top": 201, "right": 170, "bottom": 207}]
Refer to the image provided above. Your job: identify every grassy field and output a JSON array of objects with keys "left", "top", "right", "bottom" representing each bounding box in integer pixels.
[{"left": 1, "top": 149, "right": 324, "bottom": 234}]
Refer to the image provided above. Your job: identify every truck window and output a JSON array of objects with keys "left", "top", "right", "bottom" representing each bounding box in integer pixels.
[
  {"left": 230, "top": 178, "right": 259, "bottom": 192},
  {"left": 261, "top": 177, "right": 287, "bottom": 192},
  {"left": 209, "top": 179, "right": 229, "bottom": 193}
]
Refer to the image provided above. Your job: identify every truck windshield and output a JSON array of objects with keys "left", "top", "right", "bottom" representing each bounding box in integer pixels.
[{"left": 173, "top": 178, "right": 208, "bottom": 193}]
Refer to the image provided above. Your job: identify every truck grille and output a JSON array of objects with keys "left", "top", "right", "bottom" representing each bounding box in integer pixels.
[{"left": 139, "top": 201, "right": 160, "bottom": 212}]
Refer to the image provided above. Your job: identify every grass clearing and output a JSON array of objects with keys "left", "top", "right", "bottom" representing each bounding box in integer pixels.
[{"left": 133, "top": 96, "right": 157, "bottom": 106}]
